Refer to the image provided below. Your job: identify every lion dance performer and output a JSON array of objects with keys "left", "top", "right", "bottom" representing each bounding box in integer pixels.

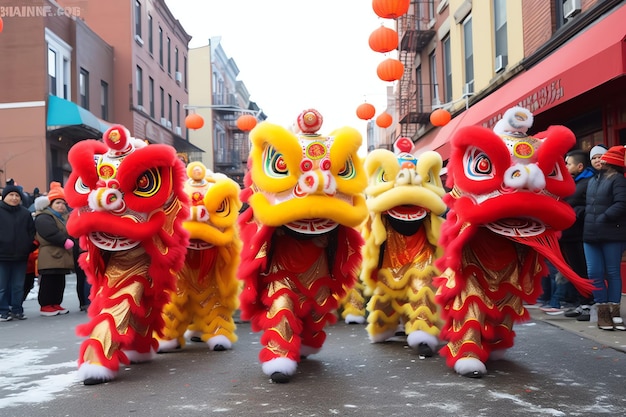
[
  {"left": 65, "top": 125, "right": 189, "bottom": 385},
  {"left": 157, "top": 162, "right": 242, "bottom": 353},
  {"left": 361, "top": 137, "right": 446, "bottom": 357},
  {"left": 238, "top": 109, "right": 368, "bottom": 383},
  {"left": 434, "top": 107, "right": 595, "bottom": 377}
]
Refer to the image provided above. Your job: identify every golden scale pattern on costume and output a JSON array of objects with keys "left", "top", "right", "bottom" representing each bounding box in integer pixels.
[
  {"left": 264, "top": 237, "right": 332, "bottom": 358},
  {"left": 83, "top": 248, "right": 151, "bottom": 362},
  {"left": 443, "top": 242, "right": 539, "bottom": 359}
]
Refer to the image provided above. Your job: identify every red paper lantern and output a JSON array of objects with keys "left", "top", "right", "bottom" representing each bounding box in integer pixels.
[
  {"left": 372, "top": 0, "right": 410, "bottom": 19},
  {"left": 236, "top": 114, "right": 257, "bottom": 131},
  {"left": 185, "top": 113, "right": 204, "bottom": 130},
  {"left": 430, "top": 108, "right": 452, "bottom": 127},
  {"left": 376, "top": 112, "right": 393, "bottom": 128},
  {"left": 377, "top": 58, "right": 404, "bottom": 82},
  {"left": 356, "top": 103, "right": 376, "bottom": 120},
  {"left": 0, "top": 17, "right": 4, "bottom": 33},
  {"left": 368, "top": 26, "right": 398, "bottom": 53}
]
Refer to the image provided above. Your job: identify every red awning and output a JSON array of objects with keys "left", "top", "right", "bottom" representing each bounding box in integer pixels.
[{"left": 414, "top": 3, "right": 626, "bottom": 159}]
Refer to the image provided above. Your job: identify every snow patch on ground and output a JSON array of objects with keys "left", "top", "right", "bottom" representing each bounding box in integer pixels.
[{"left": 0, "top": 347, "right": 76, "bottom": 408}]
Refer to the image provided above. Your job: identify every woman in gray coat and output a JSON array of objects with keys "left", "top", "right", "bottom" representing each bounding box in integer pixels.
[{"left": 35, "top": 182, "right": 74, "bottom": 317}]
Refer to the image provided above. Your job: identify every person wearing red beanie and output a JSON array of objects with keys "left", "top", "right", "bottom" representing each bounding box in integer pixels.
[
  {"left": 583, "top": 145, "right": 626, "bottom": 331},
  {"left": 35, "top": 182, "right": 74, "bottom": 316}
]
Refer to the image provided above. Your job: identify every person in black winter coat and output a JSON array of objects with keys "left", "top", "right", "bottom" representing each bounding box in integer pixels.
[
  {"left": 559, "top": 150, "right": 596, "bottom": 319},
  {"left": 583, "top": 145, "right": 626, "bottom": 331},
  {"left": 0, "top": 185, "right": 37, "bottom": 321}
]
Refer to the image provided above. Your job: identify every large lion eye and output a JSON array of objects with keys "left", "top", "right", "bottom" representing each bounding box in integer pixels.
[
  {"left": 374, "top": 167, "right": 390, "bottom": 184},
  {"left": 338, "top": 156, "right": 356, "bottom": 179},
  {"left": 547, "top": 163, "right": 563, "bottom": 181},
  {"left": 215, "top": 198, "right": 231, "bottom": 217},
  {"left": 264, "top": 146, "right": 289, "bottom": 177},
  {"left": 74, "top": 177, "right": 91, "bottom": 195},
  {"left": 464, "top": 147, "right": 494, "bottom": 180},
  {"left": 133, "top": 168, "right": 161, "bottom": 197}
]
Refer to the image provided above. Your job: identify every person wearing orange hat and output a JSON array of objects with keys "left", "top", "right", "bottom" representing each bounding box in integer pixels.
[
  {"left": 583, "top": 145, "right": 626, "bottom": 331},
  {"left": 35, "top": 182, "right": 75, "bottom": 316}
]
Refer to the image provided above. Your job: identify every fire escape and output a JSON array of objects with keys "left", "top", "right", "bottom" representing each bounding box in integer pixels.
[{"left": 397, "top": 1, "right": 436, "bottom": 139}]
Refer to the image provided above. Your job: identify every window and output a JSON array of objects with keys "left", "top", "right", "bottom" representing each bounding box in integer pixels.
[
  {"left": 158, "top": 27, "right": 163, "bottom": 66},
  {"left": 429, "top": 51, "right": 438, "bottom": 105},
  {"left": 79, "top": 68, "right": 89, "bottom": 109},
  {"left": 463, "top": 15, "right": 474, "bottom": 94},
  {"left": 183, "top": 56, "right": 188, "bottom": 89},
  {"left": 494, "top": 0, "right": 508, "bottom": 71},
  {"left": 48, "top": 49, "right": 57, "bottom": 96},
  {"left": 160, "top": 87, "right": 165, "bottom": 118},
  {"left": 149, "top": 77, "right": 155, "bottom": 117},
  {"left": 168, "top": 93, "right": 172, "bottom": 123},
  {"left": 167, "top": 37, "right": 171, "bottom": 74},
  {"left": 443, "top": 36, "right": 452, "bottom": 103},
  {"left": 100, "top": 81, "right": 109, "bottom": 120},
  {"left": 175, "top": 47, "right": 179, "bottom": 73},
  {"left": 148, "top": 14, "right": 153, "bottom": 54},
  {"left": 176, "top": 100, "right": 180, "bottom": 128},
  {"left": 134, "top": 0, "right": 142, "bottom": 43},
  {"left": 136, "top": 66, "right": 143, "bottom": 107},
  {"left": 416, "top": 65, "right": 423, "bottom": 112},
  {"left": 46, "top": 29, "right": 72, "bottom": 99}
]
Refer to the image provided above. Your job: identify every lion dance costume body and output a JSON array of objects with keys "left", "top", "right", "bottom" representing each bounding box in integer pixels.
[
  {"left": 361, "top": 137, "right": 446, "bottom": 356},
  {"left": 238, "top": 109, "right": 368, "bottom": 383},
  {"left": 434, "top": 107, "right": 594, "bottom": 377},
  {"left": 158, "top": 162, "right": 242, "bottom": 352},
  {"left": 66, "top": 125, "right": 189, "bottom": 385}
]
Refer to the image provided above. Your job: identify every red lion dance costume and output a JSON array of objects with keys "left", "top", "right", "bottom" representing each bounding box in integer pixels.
[
  {"left": 435, "top": 107, "right": 594, "bottom": 377},
  {"left": 238, "top": 109, "right": 368, "bottom": 383},
  {"left": 66, "top": 125, "right": 189, "bottom": 385},
  {"left": 158, "top": 162, "right": 242, "bottom": 353},
  {"left": 361, "top": 138, "right": 446, "bottom": 357}
]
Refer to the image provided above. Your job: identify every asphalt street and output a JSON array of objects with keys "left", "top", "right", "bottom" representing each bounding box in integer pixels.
[{"left": 1, "top": 278, "right": 625, "bottom": 417}]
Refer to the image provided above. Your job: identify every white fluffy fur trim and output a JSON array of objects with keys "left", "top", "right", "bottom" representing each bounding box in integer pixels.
[
  {"left": 207, "top": 335, "right": 232, "bottom": 350},
  {"left": 77, "top": 362, "right": 117, "bottom": 383},
  {"left": 454, "top": 358, "right": 487, "bottom": 376},
  {"left": 123, "top": 348, "right": 156, "bottom": 363},
  {"left": 157, "top": 339, "right": 181, "bottom": 353},
  {"left": 300, "top": 345, "right": 321, "bottom": 357},
  {"left": 184, "top": 329, "right": 202, "bottom": 340},
  {"left": 489, "top": 349, "right": 508, "bottom": 361},
  {"left": 344, "top": 314, "right": 366, "bottom": 324},
  {"left": 261, "top": 357, "right": 298, "bottom": 377},
  {"left": 369, "top": 328, "right": 397, "bottom": 343},
  {"left": 406, "top": 330, "right": 438, "bottom": 351}
]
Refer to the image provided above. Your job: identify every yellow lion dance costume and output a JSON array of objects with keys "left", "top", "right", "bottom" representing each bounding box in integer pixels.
[
  {"left": 157, "top": 162, "right": 242, "bottom": 353},
  {"left": 238, "top": 109, "right": 368, "bottom": 383},
  {"left": 361, "top": 138, "right": 446, "bottom": 357}
]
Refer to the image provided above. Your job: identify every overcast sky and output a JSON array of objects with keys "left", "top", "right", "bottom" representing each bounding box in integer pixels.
[{"left": 164, "top": 0, "right": 393, "bottom": 139}]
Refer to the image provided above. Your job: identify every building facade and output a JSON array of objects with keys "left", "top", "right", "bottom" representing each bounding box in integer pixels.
[
  {"left": 394, "top": 0, "right": 625, "bottom": 164},
  {"left": 188, "top": 37, "right": 265, "bottom": 187},
  {"left": 65, "top": 0, "right": 203, "bottom": 161},
  {"left": 0, "top": 0, "right": 114, "bottom": 191},
  {"left": 0, "top": 0, "right": 206, "bottom": 193}
]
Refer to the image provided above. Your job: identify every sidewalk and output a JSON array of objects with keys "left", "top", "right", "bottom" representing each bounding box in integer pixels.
[{"left": 527, "top": 294, "right": 626, "bottom": 354}]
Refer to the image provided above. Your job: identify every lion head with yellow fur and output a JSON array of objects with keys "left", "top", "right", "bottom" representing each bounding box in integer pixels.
[
  {"left": 183, "top": 161, "right": 241, "bottom": 249},
  {"left": 242, "top": 109, "right": 368, "bottom": 232},
  {"left": 361, "top": 138, "right": 447, "bottom": 288}
]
